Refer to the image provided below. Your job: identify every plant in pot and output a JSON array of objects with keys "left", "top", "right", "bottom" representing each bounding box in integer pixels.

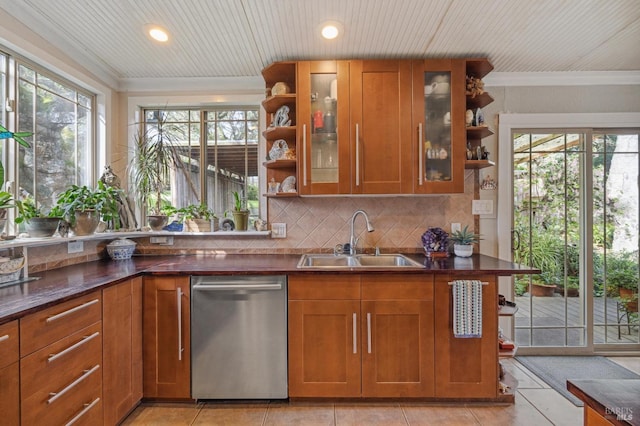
[
  {"left": 448, "top": 225, "right": 481, "bottom": 257},
  {"left": 606, "top": 252, "right": 639, "bottom": 312},
  {"left": 15, "top": 197, "right": 64, "bottom": 238},
  {"left": 128, "top": 112, "right": 197, "bottom": 231},
  {"left": 0, "top": 125, "right": 32, "bottom": 234},
  {"left": 177, "top": 203, "right": 218, "bottom": 232},
  {"left": 231, "top": 191, "right": 249, "bottom": 231},
  {"left": 55, "top": 182, "right": 120, "bottom": 236}
]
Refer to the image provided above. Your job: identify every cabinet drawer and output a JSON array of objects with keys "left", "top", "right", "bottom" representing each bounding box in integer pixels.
[
  {"left": 361, "top": 274, "right": 434, "bottom": 301},
  {"left": 289, "top": 274, "right": 360, "bottom": 300},
  {"left": 21, "top": 321, "right": 102, "bottom": 397},
  {"left": 20, "top": 290, "right": 102, "bottom": 356},
  {"left": 0, "top": 320, "right": 19, "bottom": 368},
  {"left": 21, "top": 322, "right": 102, "bottom": 425}
]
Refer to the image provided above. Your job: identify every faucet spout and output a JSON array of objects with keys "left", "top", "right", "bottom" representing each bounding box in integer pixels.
[{"left": 349, "top": 210, "right": 374, "bottom": 255}]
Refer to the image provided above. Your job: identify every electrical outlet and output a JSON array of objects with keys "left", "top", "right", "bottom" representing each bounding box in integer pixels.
[
  {"left": 271, "top": 223, "right": 286, "bottom": 238},
  {"left": 451, "top": 223, "right": 461, "bottom": 233},
  {"left": 150, "top": 236, "right": 174, "bottom": 245},
  {"left": 67, "top": 241, "right": 84, "bottom": 254},
  {"left": 472, "top": 199, "right": 494, "bottom": 215}
]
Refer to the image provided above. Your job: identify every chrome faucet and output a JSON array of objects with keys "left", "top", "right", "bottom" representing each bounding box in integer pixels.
[{"left": 348, "top": 210, "right": 374, "bottom": 255}]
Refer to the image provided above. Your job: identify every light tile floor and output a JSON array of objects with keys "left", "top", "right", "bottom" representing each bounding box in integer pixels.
[{"left": 122, "top": 357, "right": 640, "bottom": 426}]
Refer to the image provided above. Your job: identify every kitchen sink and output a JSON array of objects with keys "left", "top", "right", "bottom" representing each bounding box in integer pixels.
[{"left": 297, "top": 253, "right": 424, "bottom": 269}]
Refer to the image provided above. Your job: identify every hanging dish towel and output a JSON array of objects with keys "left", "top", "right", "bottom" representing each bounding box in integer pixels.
[{"left": 452, "top": 280, "right": 483, "bottom": 338}]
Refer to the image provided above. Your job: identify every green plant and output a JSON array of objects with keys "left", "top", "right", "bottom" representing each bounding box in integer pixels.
[
  {"left": 0, "top": 125, "right": 32, "bottom": 218},
  {"left": 232, "top": 191, "right": 246, "bottom": 212},
  {"left": 448, "top": 225, "right": 481, "bottom": 246},
  {"left": 606, "top": 251, "right": 639, "bottom": 294},
  {"left": 15, "top": 198, "right": 64, "bottom": 224},
  {"left": 55, "top": 182, "right": 120, "bottom": 227},
  {"left": 176, "top": 203, "right": 216, "bottom": 221}
]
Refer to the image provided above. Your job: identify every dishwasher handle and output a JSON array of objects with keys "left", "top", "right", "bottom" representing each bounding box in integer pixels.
[{"left": 192, "top": 282, "right": 282, "bottom": 291}]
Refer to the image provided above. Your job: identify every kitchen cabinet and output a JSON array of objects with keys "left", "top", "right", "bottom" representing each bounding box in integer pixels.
[
  {"left": 349, "top": 60, "right": 414, "bottom": 194},
  {"left": 0, "top": 320, "right": 19, "bottom": 426},
  {"left": 434, "top": 274, "right": 498, "bottom": 399},
  {"left": 20, "top": 291, "right": 103, "bottom": 425},
  {"left": 143, "top": 276, "right": 191, "bottom": 399},
  {"left": 262, "top": 61, "right": 299, "bottom": 197},
  {"left": 464, "top": 59, "right": 495, "bottom": 170},
  {"left": 103, "top": 277, "right": 143, "bottom": 424},
  {"left": 297, "top": 60, "right": 351, "bottom": 195},
  {"left": 288, "top": 273, "right": 434, "bottom": 398},
  {"left": 412, "top": 58, "right": 467, "bottom": 194}
]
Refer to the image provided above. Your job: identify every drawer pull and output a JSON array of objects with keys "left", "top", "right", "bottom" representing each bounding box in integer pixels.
[
  {"left": 65, "top": 397, "right": 100, "bottom": 426},
  {"left": 46, "top": 299, "right": 99, "bottom": 323},
  {"left": 0, "top": 334, "right": 9, "bottom": 343},
  {"left": 48, "top": 332, "right": 100, "bottom": 363},
  {"left": 367, "top": 312, "right": 372, "bottom": 354},
  {"left": 48, "top": 364, "right": 100, "bottom": 404},
  {"left": 352, "top": 313, "right": 357, "bottom": 354}
]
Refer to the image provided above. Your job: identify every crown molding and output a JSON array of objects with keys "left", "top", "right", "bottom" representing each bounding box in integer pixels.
[
  {"left": 485, "top": 71, "right": 640, "bottom": 87},
  {"left": 118, "top": 76, "right": 265, "bottom": 93}
]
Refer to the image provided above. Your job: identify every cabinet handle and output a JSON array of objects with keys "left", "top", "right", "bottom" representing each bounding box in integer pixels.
[
  {"left": 48, "top": 364, "right": 100, "bottom": 404},
  {"left": 0, "top": 334, "right": 9, "bottom": 343},
  {"left": 367, "top": 312, "right": 372, "bottom": 354},
  {"left": 65, "top": 397, "right": 100, "bottom": 426},
  {"left": 177, "top": 287, "right": 184, "bottom": 361},
  {"left": 418, "top": 123, "right": 424, "bottom": 186},
  {"left": 302, "top": 124, "right": 307, "bottom": 186},
  {"left": 355, "top": 123, "right": 360, "bottom": 187},
  {"left": 46, "top": 299, "right": 99, "bottom": 323},
  {"left": 48, "top": 331, "right": 100, "bottom": 363},
  {"left": 352, "top": 313, "right": 357, "bottom": 354}
]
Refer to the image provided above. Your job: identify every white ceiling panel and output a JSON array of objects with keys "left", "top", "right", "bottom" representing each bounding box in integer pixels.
[{"left": 0, "top": 0, "right": 637, "bottom": 89}]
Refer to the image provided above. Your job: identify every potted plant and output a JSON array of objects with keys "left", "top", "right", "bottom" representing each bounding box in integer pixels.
[
  {"left": 128, "top": 112, "right": 197, "bottom": 231},
  {"left": 15, "top": 198, "right": 64, "bottom": 238},
  {"left": 0, "top": 125, "right": 32, "bottom": 233},
  {"left": 177, "top": 203, "right": 218, "bottom": 232},
  {"left": 607, "top": 252, "right": 639, "bottom": 312},
  {"left": 55, "top": 182, "right": 120, "bottom": 236},
  {"left": 448, "top": 225, "right": 481, "bottom": 257},
  {"left": 231, "top": 191, "right": 249, "bottom": 231}
]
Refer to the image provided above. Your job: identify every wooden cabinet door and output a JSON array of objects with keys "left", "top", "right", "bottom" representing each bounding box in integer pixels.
[
  {"left": 361, "top": 300, "right": 434, "bottom": 397},
  {"left": 103, "top": 277, "right": 143, "bottom": 424},
  {"left": 143, "top": 276, "right": 191, "bottom": 399},
  {"left": 349, "top": 60, "right": 413, "bottom": 194},
  {"left": 412, "top": 58, "right": 466, "bottom": 194},
  {"left": 434, "top": 274, "right": 498, "bottom": 398},
  {"left": 297, "top": 60, "right": 351, "bottom": 195},
  {"left": 288, "top": 299, "right": 361, "bottom": 397},
  {"left": 0, "top": 320, "right": 19, "bottom": 426}
]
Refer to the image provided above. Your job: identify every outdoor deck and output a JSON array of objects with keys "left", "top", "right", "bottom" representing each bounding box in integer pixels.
[{"left": 513, "top": 295, "right": 639, "bottom": 346}]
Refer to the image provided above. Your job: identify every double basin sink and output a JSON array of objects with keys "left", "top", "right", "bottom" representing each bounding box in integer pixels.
[{"left": 297, "top": 253, "right": 424, "bottom": 269}]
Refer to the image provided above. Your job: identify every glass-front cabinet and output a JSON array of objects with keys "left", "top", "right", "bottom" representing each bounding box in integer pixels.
[
  {"left": 412, "top": 59, "right": 466, "bottom": 194},
  {"left": 297, "top": 61, "right": 350, "bottom": 195}
]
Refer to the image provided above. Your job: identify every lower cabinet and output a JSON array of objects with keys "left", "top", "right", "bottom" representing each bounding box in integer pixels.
[
  {"left": 434, "top": 274, "right": 498, "bottom": 399},
  {"left": 103, "top": 277, "right": 143, "bottom": 424},
  {"left": 20, "top": 291, "right": 103, "bottom": 425},
  {"left": 288, "top": 274, "right": 434, "bottom": 398},
  {"left": 0, "top": 320, "right": 20, "bottom": 426},
  {"left": 142, "top": 275, "right": 191, "bottom": 399}
]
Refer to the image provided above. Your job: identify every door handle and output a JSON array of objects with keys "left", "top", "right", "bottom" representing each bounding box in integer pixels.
[
  {"left": 355, "top": 123, "right": 360, "bottom": 187},
  {"left": 302, "top": 124, "right": 307, "bottom": 186},
  {"left": 418, "top": 123, "right": 423, "bottom": 186},
  {"left": 352, "top": 313, "right": 357, "bottom": 354},
  {"left": 177, "top": 287, "right": 184, "bottom": 361}
]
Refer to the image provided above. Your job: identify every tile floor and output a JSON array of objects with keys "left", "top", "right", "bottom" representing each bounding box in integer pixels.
[{"left": 122, "top": 357, "right": 640, "bottom": 426}]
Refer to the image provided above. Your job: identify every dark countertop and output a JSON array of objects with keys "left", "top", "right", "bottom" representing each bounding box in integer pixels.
[
  {"left": 0, "top": 253, "right": 536, "bottom": 324},
  {"left": 567, "top": 379, "right": 640, "bottom": 426}
]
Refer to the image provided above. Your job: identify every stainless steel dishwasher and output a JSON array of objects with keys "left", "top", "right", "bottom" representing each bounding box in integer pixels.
[{"left": 191, "top": 275, "right": 287, "bottom": 399}]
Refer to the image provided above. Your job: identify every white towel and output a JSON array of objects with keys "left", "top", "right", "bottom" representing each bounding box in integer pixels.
[{"left": 452, "top": 280, "right": 483, "bottom": 338}]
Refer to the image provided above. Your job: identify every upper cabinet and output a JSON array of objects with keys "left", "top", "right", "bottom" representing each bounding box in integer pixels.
[
  {"left": 297, "top": 61, "right": 351, "bottom": 195},
  {"left": 262, "top": 58, "right": 493, "bottom": 196},
  {"left": 262, "top": 62, "right": 298, "bottom": 197},
  {"left": 412, "top": 59, "right": 466, "bottom": 194},
  {"left": 464, "top": 59, "right": 495, "bottom": 170}
]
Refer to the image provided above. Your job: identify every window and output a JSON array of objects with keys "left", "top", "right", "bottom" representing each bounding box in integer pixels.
[
  {"left": 16, "top": 61, "right": 94, "bottom": 210},
  {"left": 142, "top": 107, "right": 259, "bottom": 218}
]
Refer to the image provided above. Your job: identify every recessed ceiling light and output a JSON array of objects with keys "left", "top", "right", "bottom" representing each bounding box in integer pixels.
[
  {"left": 146, "top": 25, "right": 169, "bottom": 43},
  {"left": 320, "top": 21, "right": 343, "bottom": 40}
]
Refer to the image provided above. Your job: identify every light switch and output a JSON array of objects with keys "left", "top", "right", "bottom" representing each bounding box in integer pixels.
[{"left": 271, "top": 223, "right": 286, "bottom": 238}]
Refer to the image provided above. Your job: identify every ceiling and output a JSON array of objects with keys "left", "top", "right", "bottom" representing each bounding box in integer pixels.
[{"left": 1, "top": 0, "right": 639, "bottom": 90}]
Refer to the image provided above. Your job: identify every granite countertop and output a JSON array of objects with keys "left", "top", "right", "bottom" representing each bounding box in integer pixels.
[{"left": 0, "top": 253, "right": 536, "bottom": 324}]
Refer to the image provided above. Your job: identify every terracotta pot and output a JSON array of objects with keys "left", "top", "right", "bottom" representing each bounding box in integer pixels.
[
  {"left": 531, "top": 283, "right": 557, "bottom": 297},
  {"left": 620, "top": 287, "right": 638, "bottom": 312}
]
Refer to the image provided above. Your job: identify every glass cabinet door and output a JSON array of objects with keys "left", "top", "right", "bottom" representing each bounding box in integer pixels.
[
  {"left": 310, "top": 73, "right": 339, "bottom": 183},
  {"left": 423, "top": 71, "right": 453, "bottom": 183}
]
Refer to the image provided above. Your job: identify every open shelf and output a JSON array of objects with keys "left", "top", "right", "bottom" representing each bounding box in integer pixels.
[
  {"left": 465, "top": 160, "right": 495, "bottom": 169},
  {"left": 262, "top": 94, "right": 297, "bottom": 112},
  {"left": 263, "top": 126, "right": 296, "bottom": 140},
  {"left": 498, "top": 305, "right": 519, "bottom": 316},
  {"left": 263, "top": 159, "right": 297, "bottom": 169},
  {"left": 466, "top": 92, "right": 494, "bottom": 109},
  {"left": 466, "top": 126, "right": 494, "bottom": 139}
]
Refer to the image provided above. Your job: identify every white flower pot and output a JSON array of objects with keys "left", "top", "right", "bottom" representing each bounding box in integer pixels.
[{"left": 454, "top": 244, "right": 473, "bottom": 257}]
